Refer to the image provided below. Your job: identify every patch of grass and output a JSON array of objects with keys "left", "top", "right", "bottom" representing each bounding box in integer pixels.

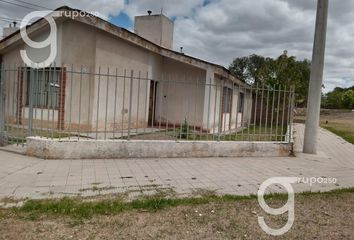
[
  {"left": 321, "top": 125, "right": 354, "bottom": 145},
  {"left": 126, "top": 125, "right": 287, "bottom": 142},
  {"left": 14, "top": 187, "right": 354, "bottom": 219},
  {"left": 4, "top": 125, "right": 76, "bottom": 144}
]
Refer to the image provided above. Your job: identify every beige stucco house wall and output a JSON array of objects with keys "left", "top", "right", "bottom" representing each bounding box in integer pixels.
[{"left": 0, "top": 6, "right": 252, "bottom": 136}]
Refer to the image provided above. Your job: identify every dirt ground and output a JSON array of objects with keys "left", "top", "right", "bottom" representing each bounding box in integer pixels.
[{"left": 0, "top": 192, "right": 353, "bottom": 240}]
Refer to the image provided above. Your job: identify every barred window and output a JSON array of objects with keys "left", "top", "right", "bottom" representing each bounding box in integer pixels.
[
  {"left": 238, "top": 92, "right": 244, "bottom": 113},
  {"left": 25, "top": 68, "right": 61, "bottom": 108},
  {"left": 223, "top": 87, "right": 233, "bottom": 113}
]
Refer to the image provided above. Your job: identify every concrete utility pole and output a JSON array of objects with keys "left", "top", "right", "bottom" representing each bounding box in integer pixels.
[{"left": 303, "top": 0, "right": 329, "bottom": 154}]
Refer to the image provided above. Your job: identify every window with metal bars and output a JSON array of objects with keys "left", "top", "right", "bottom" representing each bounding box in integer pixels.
[
  {"left": 222, "top": 87, "right": 233, "bottom": 113},
  {"left": 25, "top": 68, "right": 61, "bottom": 109}
]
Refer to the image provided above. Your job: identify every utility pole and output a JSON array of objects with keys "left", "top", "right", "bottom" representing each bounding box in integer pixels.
[{"left": 303, "top": 0, "right": 329, "bottom": 154}]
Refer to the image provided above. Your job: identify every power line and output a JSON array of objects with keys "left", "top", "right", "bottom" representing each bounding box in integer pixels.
[
  {"left": 0, "top": 16, "right": 36, "bottom": 24},
  {"left": 0, "top": 19, "right": 13, "bottom": 23},
  {"left": 0, "top": 0, "right": 40, "bottom": 11},
  {"left": 12, "top": 0, "right": 52, "bottom": 10},
  {"left": 0, "top": 16, "right": 25, "bottom": 22}
]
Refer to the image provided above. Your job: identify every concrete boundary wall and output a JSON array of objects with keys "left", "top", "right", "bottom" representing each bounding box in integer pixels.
[{"left": 26, "top": 137, "right": 292, "bottom": 159}]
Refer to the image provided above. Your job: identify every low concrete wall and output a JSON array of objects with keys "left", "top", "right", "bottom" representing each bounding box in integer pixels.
[{"left": 26, "top": 137, "right": 292, "bottom": 159}]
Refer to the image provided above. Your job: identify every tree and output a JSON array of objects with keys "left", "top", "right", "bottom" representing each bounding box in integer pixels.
[
  {"left": 229, "top": 54, "right": 265, "bottom": 84},
  {"left": 230, "top": 51, "right": 311, "bottom": 106},
  {"left": 321, "top": 87, "right": 352, "bottom": 109},
  {"left": 343, "top": 90, "right": 354, "bottom": 109},
  {"left": 325, "top": 88, "right": 344, "bottom": 109}
]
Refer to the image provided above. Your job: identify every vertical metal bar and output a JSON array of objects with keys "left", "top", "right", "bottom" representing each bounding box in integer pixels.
[
  {"left": 212, "top": 80, "right": 218, "bottom": 141},
  {"left": 16, "top": 65, "right": 22, "bottom": 144},
  {"left": 39, "top": 66, "right": 45, "bottom": 138},
  {"left": 289, "top": 86, "right": 295, "bottom": 143},
  {"left": 206, "top": 77, "right": 212, "bottom": 141},
  {"left": 185, "top": 75, "right": 189, "bottom": 141},
  {"left": 113, "top": 68, "right": 118, "bottom": 139},
  {"left": 4, "top": 66, "right": 9, "bottom": 140},
  {"left": 78, "top": 65, "right": 83, "bottom": 140},
  {"left": 228, "top": 83, "right": 234, "bottom": 141},
  {"left": 58, "top": 68, "right": 63, "bottom": 141},
  {"left": 104, "top": 68, "right": 110, "bottom": 140},
  {"left": 95, "top": 67, "right": 101, "bottom": 140},
  {"left": 151, "top": 77, "right": 156, "bottom": 134},
  {"left": 286, "top": 85, "right": 292, "bottom": 142},
  {"left": 87, "top": 66, "right": 92, "bottom": 138},
  {"left": 127, "top": 70, "right": 134, "bottom": 140},
  {"left": 0, "top": 64, "right": 5, "bottom": 146},
  {"left": 218, "top": 79, "right": 224, "bottom": 141},
  {"left": 143, "top": 72, "right": 148, "bottom": 135},
  {"left": 27, "top": 67, "right": 34, "bottom": 137},
  {"left": 173, "top": 74, "right": 177, "bottom": 140},
  {"left": 21, "top": 67, "right": 26, "bottom": 143},
  {"left": 198, "top": 76, "right": 204, "bottom": 140},
  {"left": 275, "top": 85, "right": 281, "bottom": 141},
  {"left": 193, "top": 76, "right": 198, "bottom": 140},
  {"left": 165, "top": 74, "right": 169, "bottom": 136},
  {"left": 270, "top": 85, "right": 276, "bottom": 141},
  {"left": 33, "top": 67, "right": 38, "bottom": 137},
  {"left": 136, "top": 71, "right": 141, "bottom": 135},
  {"left": 68, "top": 64, "right": 73, "bottom": 140},
  {"left": 253, "top": 83, "right": 259, "bottom": 140},
  {"left": 247, "top": 84, "right": 252, "bottom": 141},
  {"left": 158, "top": 73, "right": 163, "bottom": 134},
  {"left": 285, "top": 86, "right": 292, "bottom": 142},
  {"left": 121, "top": 70, "right": 126, "bottom": 138},
  {"left": 12, "top": 64, "right": 17, "bottom": 143},
  {"left": 235, "top": 84, "right": 240, "bottom": 141},
  {"left": 240, "top": 84, "right": 244, "bottom": 141},
  {"left": 46, "top": 65, "right": 51, "bottom": 138},
  {"left": 51, "top": 63, "right": 57, "bottom": 139},
  {"left": 258, "top": 83, "right": 264, "bottom": 141},
  {"left": 222, "top": 82, "right": 227, "bottom": 139},
  {"left": 281, "top": 86, "right": 287, "bottom": 141},
  {"left": 264, "top": 85, "right": 270, "bottom": 140}
]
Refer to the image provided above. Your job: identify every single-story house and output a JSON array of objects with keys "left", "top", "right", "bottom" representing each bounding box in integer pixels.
[{"left": 0, "top": 6, "right": 252, "bottom": 135}]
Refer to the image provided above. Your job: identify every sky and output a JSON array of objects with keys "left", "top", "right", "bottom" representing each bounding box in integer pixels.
[{"left": 0, "top": 0, "right": 353, "bottom": 92}]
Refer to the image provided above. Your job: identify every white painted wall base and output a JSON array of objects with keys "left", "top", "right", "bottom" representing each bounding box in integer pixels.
[{"left": 26, "top": 137, "right": 292, "bottom": 159}]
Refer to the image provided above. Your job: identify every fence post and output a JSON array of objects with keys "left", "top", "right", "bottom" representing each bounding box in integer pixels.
[
  {"left": 127, "top": 70, "right": 134, "bottom": 140},
  {"left": 289, "top": 85, "right": 295, "bottom": 143},
  {"left": 27, "top": 68, "right": 34, "bottom": 137},
  {"left": 0, "top": 64, "right": 5, "bottom": 146}
]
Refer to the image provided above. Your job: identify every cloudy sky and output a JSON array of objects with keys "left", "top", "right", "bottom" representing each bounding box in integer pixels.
[{"left": 1, "top": 0, "right": 353, "bottom": 92}]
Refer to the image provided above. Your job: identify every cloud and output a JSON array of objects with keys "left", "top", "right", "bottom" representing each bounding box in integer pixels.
[
  {"left": 172, "top": 0, "right": 354, "bottom": 92},
  {"left": 0, "top": 0, "right": 353, "bottom": 92}
]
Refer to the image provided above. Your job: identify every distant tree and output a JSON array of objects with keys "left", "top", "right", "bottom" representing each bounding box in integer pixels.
[
  {"left": 343, "top": 90, "right": 354, "bottom": 109},
  {"left": 229, "top": 51, "right": 311, "bottom": 105},
  {"left": 229, "top": 54, "right": 265, "bottom": 84},
  {"left": 322, "top": 87, "right": 346, "bottom": 109}
]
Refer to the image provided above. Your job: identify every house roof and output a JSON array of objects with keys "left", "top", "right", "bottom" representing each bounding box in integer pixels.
[{"left": 0, "top": 6, "right": 244, "bottom": 85}]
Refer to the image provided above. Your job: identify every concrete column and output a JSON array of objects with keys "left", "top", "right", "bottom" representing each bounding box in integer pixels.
[{"left": 303, "top": 0, "right": 329, "bottom": 154}]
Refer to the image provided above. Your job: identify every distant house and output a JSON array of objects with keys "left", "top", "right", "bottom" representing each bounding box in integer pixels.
[{"left": 0, "top": 6, "right": 252, "bottom": 135}]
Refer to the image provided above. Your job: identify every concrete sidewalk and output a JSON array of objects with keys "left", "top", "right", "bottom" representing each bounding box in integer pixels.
[{"left": 0, "top": 124, "right": 353, "bottom": 201}]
